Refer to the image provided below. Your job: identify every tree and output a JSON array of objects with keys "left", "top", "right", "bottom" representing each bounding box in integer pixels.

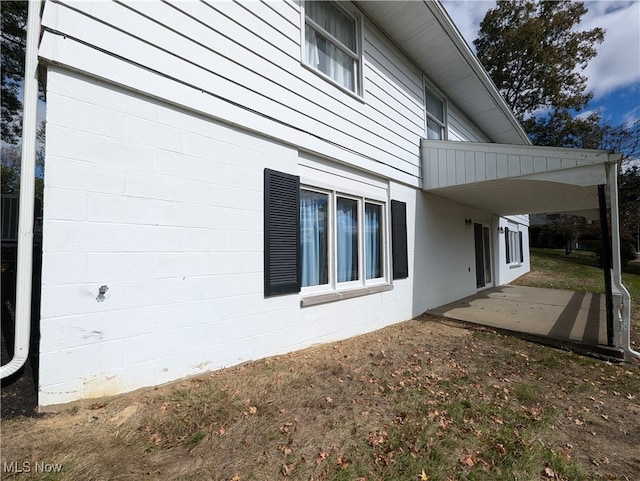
[
  {"left": 600, "top": 120, "right": 640, "bottom": 170},
  {"left": 1, "top": 144, "right": 21, "bottom": 195},
  {"left": 527, "top": 109, "right": 603, "bottom": 149},
  {"left": 474, "top": 0, "right": 604, "bottom": 125},
  {"left": 619, "top": 166, "right": 640, "bottom": 254},
  {"left": 1, "top": 1, "right": 28, "bottom": 144}
]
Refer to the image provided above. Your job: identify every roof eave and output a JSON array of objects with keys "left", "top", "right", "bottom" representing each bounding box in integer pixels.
[{"left": 357, "top": 0, "right": 531, "bottom": 146}]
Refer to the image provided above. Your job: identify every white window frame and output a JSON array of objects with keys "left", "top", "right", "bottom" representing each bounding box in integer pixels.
[
  {"left": 300, "top": 185, "right": 388, "bottom": 295},
  {"left": 424, "top": 79, "right": 448, "bottom": 140},
  {"left": 301, "top": 0, "right": 364, "bottom": 97},
  {"left": 507, "top": 224, "right": 522, "bottom": 266}
]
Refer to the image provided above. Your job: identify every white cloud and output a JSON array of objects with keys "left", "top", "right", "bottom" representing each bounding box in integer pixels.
[
  {"left": 581, "top": 1, "right": 640, "bottom": 99},
  {"left": 441, "top": 0, "right": 640, "bottom": 101},
  {"left": 440, "top": 0, "right": 494, "bottom": 53}
]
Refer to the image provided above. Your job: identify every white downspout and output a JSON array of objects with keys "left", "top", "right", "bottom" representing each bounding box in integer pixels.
[
  {"left": 1, "top": 0, "right": 41, "bottom": 379},
  {"left": 608, "top": 160, "right": 640, "bottom": 361}
]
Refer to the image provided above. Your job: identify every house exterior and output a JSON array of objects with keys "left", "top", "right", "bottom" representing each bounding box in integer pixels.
[{"left": 11, "top": 0, "right": 629, "bottom": 408}]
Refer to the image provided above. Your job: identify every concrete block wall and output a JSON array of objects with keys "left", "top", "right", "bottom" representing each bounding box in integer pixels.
[
  {"left": 38, "top": 68, "right": 422, "bottom": 406},
  {"left": 40, "top": 67, "right": 302, "bottom": 405},
  {"left": 39, "top": 66, "right": 523, "bottom": 407}
]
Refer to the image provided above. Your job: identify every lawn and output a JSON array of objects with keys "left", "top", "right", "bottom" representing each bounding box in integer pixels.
[
  {"left": 1, "top": 249, "right": 639, "bottom": 481},
  {"left": 513, "top": 247, "right": 640, "bottom": 350}
]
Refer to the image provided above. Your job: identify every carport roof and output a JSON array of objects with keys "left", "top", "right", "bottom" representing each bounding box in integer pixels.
[{"left": 421, "top": 140, "right": 622, "bottom": 217}]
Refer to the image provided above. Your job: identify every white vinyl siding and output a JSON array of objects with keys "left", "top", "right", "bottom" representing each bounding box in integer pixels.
[{"left": 40, "top": 0, "right": 490, "bottom": 192}]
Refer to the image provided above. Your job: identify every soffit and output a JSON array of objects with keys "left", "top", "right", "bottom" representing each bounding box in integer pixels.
[{"left": 357, "top": 1, "right": 530, "bottom": 146}]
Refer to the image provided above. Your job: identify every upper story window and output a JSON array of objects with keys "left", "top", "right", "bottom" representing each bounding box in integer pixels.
[
  {"left": 425, "top": 86, "right": 446, "bottom": 140},
  {"left": 304, "top": 1, "right": 360, "bottom": 94}
]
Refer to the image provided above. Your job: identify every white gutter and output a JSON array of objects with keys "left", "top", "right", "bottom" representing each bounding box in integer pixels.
[
  {"left": 608, "top": 161, "right": 640, "bottom": 361},
  {"left": 1, "top": 0, "right": 41, "bottom": 379}
]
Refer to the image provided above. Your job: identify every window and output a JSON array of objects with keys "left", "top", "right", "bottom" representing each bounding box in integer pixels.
[
  {"left": 304, "top": 1, "right": 360, "bottom": 93},
  {"left": 300, "top": 190, "right": 329, "bottom": 287},
  {"left": 505, "top": 227, "right": 524, "bottom": 265},
  {"left": 264, "top": 169, "right": 407, "bottom": 299},
  {"left": 365, "top": 203, "right": 383, "bottom": 279},
  {"left": 336, "top": 196, "right": 359, "bottom": 282},
  {"left": 300, "top": 189, "right": 385, "bottom": 289},
  {"left": 425, "top": 86, "right": 446, "bottom": 140}
]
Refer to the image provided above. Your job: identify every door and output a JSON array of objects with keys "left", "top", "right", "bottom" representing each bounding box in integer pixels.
[{"left": 474, "top": 223, "right": 492, "bottom": 288}]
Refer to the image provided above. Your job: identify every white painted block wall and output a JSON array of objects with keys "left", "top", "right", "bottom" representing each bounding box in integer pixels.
[
  {"left": 40, "top": 67, "right": 297, "bottom": 404},
  {"left": 40, "top": 66, "right": 508, "bottom": 406}
]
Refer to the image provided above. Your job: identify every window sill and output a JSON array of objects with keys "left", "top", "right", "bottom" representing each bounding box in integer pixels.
[
  {"left": 301, "top": 63, "right": 365, "bottom": 103},
  {"left": 509, "top": 263, "right": 523, "bottom": 269},
  {"left": 300, "top": 283, "right": 393, "bottom": 308}
]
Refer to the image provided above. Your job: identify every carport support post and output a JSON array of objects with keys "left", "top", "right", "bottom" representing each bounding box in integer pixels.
[{"left": 598, "top": 184, "right": 614, "bottom": 346}]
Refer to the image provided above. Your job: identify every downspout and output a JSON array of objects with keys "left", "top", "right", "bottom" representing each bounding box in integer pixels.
[
  {"left": 0, "top": 0, "right": 41, "bottom": 379},
  {"left": 607, "top": 160, "right": 640, "bottom": 361}
]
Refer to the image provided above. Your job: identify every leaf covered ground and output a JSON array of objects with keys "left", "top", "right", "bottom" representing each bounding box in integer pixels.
[
  {"left": 1, "top": 316, "right": 639, "bottom": 481},
  {"left": 2, "top": 249, "right": 640, "bottom": 480}
]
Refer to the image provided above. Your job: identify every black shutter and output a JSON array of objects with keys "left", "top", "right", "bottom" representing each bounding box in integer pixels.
[
  {"left": 391, "top": 200, "right": 408, "bottom": 280},
  {"left": 519, "top": 231, "right": 524, "bottom": 263},
  {"left": 264, "top": 169, "right": 300, "bottom": 297},
  {"left": 505, "top": 227, "right": 510, "bottom": 264}
]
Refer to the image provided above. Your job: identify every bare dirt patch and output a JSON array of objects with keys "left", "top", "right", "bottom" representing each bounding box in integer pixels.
[{"left": 2, "top": 316, "right": 639, "bottom": 481}]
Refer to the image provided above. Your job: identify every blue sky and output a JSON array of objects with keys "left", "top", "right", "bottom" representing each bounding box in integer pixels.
[{"left": 441, "top": 0, "right": 640, "bottom": 127}]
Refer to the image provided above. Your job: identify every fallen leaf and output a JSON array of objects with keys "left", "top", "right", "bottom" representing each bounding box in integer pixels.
[
  {"left": 316, "top": 452, "right": 329, "bottom": 465},
  {"left": 249, "top": 406, "right": 258, "bottom": 415},
  {"left": 281, "top": 463, "right": 294, "bottom": 476},
  {"left": 418, "top": 468, "right": 429, "bottom": 480},
  {"left": 543, "top": 466, "right": 555, "bottom": 477},
  {"left": 279, "top": 422, "right": 293, "bottom": 434},
  {"left": 230, "top": 475, "right": 240, "bottom": 481},
  {"left": 278, "top": 443, "right": 293, "bottom": 456},
  {"left": 458, "top": 455, "right": 474, "bottom": 467}
]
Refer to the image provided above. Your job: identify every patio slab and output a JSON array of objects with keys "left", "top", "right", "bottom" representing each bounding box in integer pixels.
[{"left": 428, "top": 285, "right": 622, "bottom": 356}]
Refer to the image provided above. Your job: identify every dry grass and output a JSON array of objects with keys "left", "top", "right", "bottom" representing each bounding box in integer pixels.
[
  {"left": 3, "top": 248, "right": 640, "bottom": 480},
  {"left": 2, "top": 317, "right": 639, "bottom": 481}
]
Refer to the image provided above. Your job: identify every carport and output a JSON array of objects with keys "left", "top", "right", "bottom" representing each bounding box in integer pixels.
[
  {"left": 421, "top": 139, "right": 638, "bottom": 361},
  {"left": 429, "top": 285, "right": 621, "bottom": 358}
]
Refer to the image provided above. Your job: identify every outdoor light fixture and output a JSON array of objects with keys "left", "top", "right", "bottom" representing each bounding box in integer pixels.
[
  {"left": 464, "top": 218, "right": 473, "bottom": 225},
  {"left": 498, "top": 226, "right": 505, "bottom": 234}
]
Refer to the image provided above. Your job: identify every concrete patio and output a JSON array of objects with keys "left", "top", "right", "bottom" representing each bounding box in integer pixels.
[{"left": 428, "top": 285, "right": 624, "bottom": 358}]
